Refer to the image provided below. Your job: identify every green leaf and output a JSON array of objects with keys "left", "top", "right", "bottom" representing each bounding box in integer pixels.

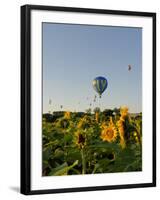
[
  {"left": 64, "top": 134, "right": 73, "bottom": 143},
  {"left": 43, "top": 140, "right": 59, "bottom": 148},
  {"left": 54, "top": 148, "right": 64, "bottom": 158},
  {"left": 49, "top": 160, "right": 79, "bottom": 176},
  {"left": 89, "top": 142, "right": 120, "bottom": 151},
  {"left": 43, "top": 147, "right": 52, "bottom": 161}
]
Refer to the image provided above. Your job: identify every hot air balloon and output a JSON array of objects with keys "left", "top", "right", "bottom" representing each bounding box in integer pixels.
[
  {"left": 49, "top": 99, "right": 52, "bottom": 105},
  {"left": 128, "top": 64, "right": 132, "bottom": 71},
  {"left": 92, "top": 76, "right": 108, "bottom": 98}
]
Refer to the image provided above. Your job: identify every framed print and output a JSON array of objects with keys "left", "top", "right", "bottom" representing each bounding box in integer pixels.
[{"left": 21, "top": 4, "right": 156, "bottom": 195}]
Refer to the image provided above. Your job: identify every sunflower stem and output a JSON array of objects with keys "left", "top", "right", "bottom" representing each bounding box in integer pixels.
[{"left": 81, "top": 148, "right": 86, "bottom": 174}]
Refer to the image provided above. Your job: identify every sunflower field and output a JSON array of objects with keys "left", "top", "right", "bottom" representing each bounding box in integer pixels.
[{"left": 42, "top": 107, "right": 142, "bottom": 176}]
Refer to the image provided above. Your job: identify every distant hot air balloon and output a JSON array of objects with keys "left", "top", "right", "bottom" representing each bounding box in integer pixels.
[
  {"left": 92, "top": 76, "right": 108, "bottom": 98},
  {"left": 128, "top": 64, "right": 132, "bottom": 71},
  {"left": 93, "top": 95, "right": 97, "bottom": 102},
  {"left": 49, "top": 99, "right": 52, "bottom": 105}
]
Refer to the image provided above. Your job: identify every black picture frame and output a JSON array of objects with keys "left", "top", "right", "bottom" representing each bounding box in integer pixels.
[{"left": 21, "top": 4, "right": 156, "bottom": 195}]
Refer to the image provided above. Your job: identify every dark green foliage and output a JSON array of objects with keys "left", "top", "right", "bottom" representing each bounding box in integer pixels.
[{"left": 42, "top": 110, "right": 142, "bottom": 176}]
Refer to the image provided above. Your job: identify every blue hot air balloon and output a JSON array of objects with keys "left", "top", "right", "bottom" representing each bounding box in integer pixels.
[{"left": 92, "top": 76, "right": 108, "bottom": 98}]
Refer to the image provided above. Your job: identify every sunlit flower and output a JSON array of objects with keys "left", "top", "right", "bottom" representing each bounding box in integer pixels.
[
  {"left": 117, "top": 118, "right": 125, "bottom": 148},
  {"left": 77, "top": 115, "right": 91, "bottom": 129},
  {"left": 120, "top": 106, "right": 128, "bottom": 118},
  {"left": 117, "top": 106, "right": 129, "bottom": 148},
  {"left": 77, "top": 120, "right": 83, "bottom": 129},
  {"left": 109, "top": 117, "right": 114, "bottom": 126},
  {"left": 100, "top": 121, "right": 107, "bottom": 129},
  {"left": 95, "top": 112, "right": 99, "bottom": 123},
  {"left": 64, "top": 111, "right": 71, "bottom": 119},
  {"left": 100, "top": 126, "right": 117, "bottom": 142},
  {"left": 100, "top": 117, "right": 117, "bottom": 142}
]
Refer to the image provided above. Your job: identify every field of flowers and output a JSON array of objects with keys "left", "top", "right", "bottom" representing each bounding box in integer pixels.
[{"left": 42, "top": 107, "right": 142, "bottom": 176}]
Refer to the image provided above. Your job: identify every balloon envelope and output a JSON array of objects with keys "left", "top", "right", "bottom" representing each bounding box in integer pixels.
[{"left": 92, "top": 76, "right": 108, "bottom": 97}]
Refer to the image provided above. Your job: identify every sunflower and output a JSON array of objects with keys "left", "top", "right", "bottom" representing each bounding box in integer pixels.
[
  {"left": 100, "top": 121, "right": 107, "bottom": 129},
  {"left": 117, "top": 106, "right": 129, "bottom": 148},
  {"left": 77, "top": 118, "right": 84, "bottom": 129},
  {"left": 120, "top": 106, "right": 128, "bottom": 118},
  {"left": 64, "top": 111, "right": 71, "bottom": 120},
  {"left": 95, "top": 112, "right": 99, "bottom": 123},
  {"left": 77, "top": 115, "right": 91, "bottom": 129},
  {"left": 100, "top": 117, "right": 117, "bottom": 142},
  {"left": 74, "top": 131, "right": 86, "bottom": 149},
  {"left": 117, "top": 120, "right": 125, "bottom": 148}
]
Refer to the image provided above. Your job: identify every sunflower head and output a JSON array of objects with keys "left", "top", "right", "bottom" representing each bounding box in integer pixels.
[
  {"left": 95, "top": 112, "right": 99, "bottom": 123},
  {"left": 77, "top": 115, "right": 91, "bottom": 129},
  {"left": 100, "top": 117, "right": 117, "bottom": 143},
  {"left": 75, "top": 131, "right": 86, "bottom": 149},
  {"left": 64, "top": 111, "right": 71, "bottom": 120},
  {"left": 100, "top": 127, "right": 117, "bottom": 142},
  {"left": 117, "top": 114, "right": 126, "bottom": 149},
  {"left": 100, "top": 121, "right": 107, "bottom": 129},
  {"left": 109, "top": 116, "right": 114, "bottom": 126},
  {"left": 120, "top": 106, "right": 128, "bottom": 119}
]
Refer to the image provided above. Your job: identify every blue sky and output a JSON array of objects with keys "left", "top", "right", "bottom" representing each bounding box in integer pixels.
[{"left": 43, "top": 23, "right": 142, "bottom": 113}]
